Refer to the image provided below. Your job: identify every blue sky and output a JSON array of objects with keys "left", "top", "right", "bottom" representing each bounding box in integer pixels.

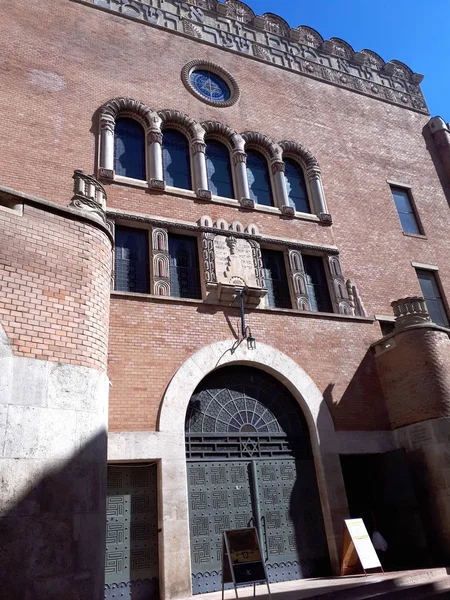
[{"left": 246, "top": 0, "right": 449, "bottom": 118}]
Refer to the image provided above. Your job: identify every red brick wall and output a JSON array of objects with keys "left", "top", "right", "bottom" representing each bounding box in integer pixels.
[
  {"left": 0, "top": 204, "right": 111, "bottom": 371},
  {"left": 2, "top": 0, "right": 449, "bottom": 430},
  {"left": 375, "top": 327, "right": 450, "bottom": 428},
  {"left": 108, "top": 296, "right": 389, "bottom": 432}
]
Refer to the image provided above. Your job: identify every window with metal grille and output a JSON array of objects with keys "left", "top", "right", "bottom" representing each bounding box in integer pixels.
[
  {"left": 416, "top": 269, "right": 449, "bottom": 327},
  {"left": 169, "top": 234, "right": 201, "bottom": 299},
  {"left": 114, "top": 117, "right": 146, "bottom": 180},
  {"left": 206, "top": 140, "right": 234, "bottom": 198},
  {"left": 285, "top": 158, "right": 310, "bottom": 213},
  {"left": 162, "top": 129, "right": 192, "bottom": 190},
  {"left": 114, "top": 226, "right": 149, "bottom": 293},
  {"left": 391, "top": 186, "right": 421, "bottom": 235},
  {"left": 302, "top": 255, "right": 333, "bottom": 313},
  {"left": 246, "top": 150, "right": 274, "bottom": 206},
  {"left": 261, "top": 249, "right": 291, "bottom": 309}
]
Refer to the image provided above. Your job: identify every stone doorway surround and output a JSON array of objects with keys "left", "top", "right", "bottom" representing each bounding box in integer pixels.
[{"left": 108, "top": 340, "right": 349, "bottom": 599}]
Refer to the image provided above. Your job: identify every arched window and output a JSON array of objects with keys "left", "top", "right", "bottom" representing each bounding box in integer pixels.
[
  {"left": 246, "top": 150, "right": 273, "bottom": 206},
  {"left": 205, "top": 140, "right": 234, "bottom": 198},
  {"left": 285, "top": 158, "right": 310, "bottom": 213},
  {"left": 162, "top": 129, "right": 192, "bottom": 190},
  {"left": 114, "top": 117, "right": 146, "bottom": 180}
]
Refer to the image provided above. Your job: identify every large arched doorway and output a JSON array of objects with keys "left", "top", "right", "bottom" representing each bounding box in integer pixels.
[{"left": 185, "top": 366, "right": 330, "bottom": 594}]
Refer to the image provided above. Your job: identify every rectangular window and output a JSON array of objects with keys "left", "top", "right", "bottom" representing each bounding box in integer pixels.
[
  {"left": 416, "top": 269, "right": 449, "bottom": 327},
  {"left": 114, "top": 226, "right": 149, "bottom": 293},
  {"left": 261, "top": 249, "right": 291, "bottom": 309},
  {"left": 169, "top": 234, "right": 201, "bottom": 299},
  {"left": 302, "top": 255, "right": 333, "bottom": 313},
  {"left": 390, "top": 186, "right": 421, "bottom": 235}
]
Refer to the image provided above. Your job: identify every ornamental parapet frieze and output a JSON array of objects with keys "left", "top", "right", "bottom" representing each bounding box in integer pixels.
[{"left": 73, "top": 0, "right": 428, "bottom": 114}]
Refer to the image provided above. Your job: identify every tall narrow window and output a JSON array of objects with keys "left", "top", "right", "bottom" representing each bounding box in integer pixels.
[
  {"left": 261, "top": 249, "right": 291, "bottom": 309},
  {"left": 206, "top": 140, "right": 234, "bottom": 198},
  {"left": 162, "top": 129, "right": 192, "bottom": 190},
  {"left": 169, "top": 234, "right": 201, "bottom": 299},
  {"left": 416, "top": 269, "right": 449, "bottom": 327},
  {"left": 285, "top": 158, "right": 310, "bottom": 213},
  {"left": 246, "top": 150, "right": 274, "bottom": 207},
  {"left": 114, "top": 118, "right": 146, "bottom": 180},
  {"left": 114, "top": 226, "right": 149, "bottom": 293},
  {"left": 391, "top": 186, "right": 421, "bottom": 235},
  {"left": 302, "top": 255, "right": 333, "bottom": 313}
]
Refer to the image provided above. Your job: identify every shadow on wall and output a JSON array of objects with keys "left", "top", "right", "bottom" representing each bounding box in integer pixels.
[
  {"left": 0, "top": 431, "right": 107, "bottom": 600},
  {"left": 422, "top": 123, "right": 450, "bottom": 209}
]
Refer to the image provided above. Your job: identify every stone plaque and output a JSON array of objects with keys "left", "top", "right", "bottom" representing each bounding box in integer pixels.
[{"left": 214, "top": 236, "right": 257, "bottom": 287}]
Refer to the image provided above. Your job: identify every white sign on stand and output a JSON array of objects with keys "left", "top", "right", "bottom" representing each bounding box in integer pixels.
[{"left": 341, "top": 518, "right": 384, "bottom": 576}]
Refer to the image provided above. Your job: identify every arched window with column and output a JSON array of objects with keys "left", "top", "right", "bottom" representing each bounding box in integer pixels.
[
  {"left": 162, "top": 129, "right": 192, "bottom": 190},
  {"left": 284, "top": 158, "right": 310, "bottom": 213},
  {"left": 114, "top": 117, "right": 146, "bottom": 180},
  {"left": 246, "top": 150, "right": 274, "bottom": 206},
  {"left": 205, "top": 140, "right": 234, "bottom": 198}
]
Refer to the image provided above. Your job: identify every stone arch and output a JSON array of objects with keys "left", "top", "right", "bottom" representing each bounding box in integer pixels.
[
  {"left": 223, "top": 0, "right": 255, "bottom": 23},
  {"left": 388, "top": 59, "right": 413, "bottom": 80},
  {"left": 158, "top": 109, "right": 202, "bottom": 141},
  {"left": 201, "top": 120, "right": 244, "bottom": 152},
  {"left": 328, "top": 37, "right": 355, "bottom": 60},
  {"left": 158, "top": 340, "right": 343, "bottom": 572},
  {"left": 100, "top": 97, "right": 156, "bottom": 130},
  {"left": 279, "top": 140, "right": 321, "bottom": 180},
  {"left": 294, "top": 25, "right": 323, "bottom": 49},
  {"left": 241, "top": 131, "right": 282, "bottom": 162},
  {"left": 261, "top": 12, "right": 290, "bottom": 37},
  {"left": 360, "top": 49, "right": 385, "bottom": 71}
]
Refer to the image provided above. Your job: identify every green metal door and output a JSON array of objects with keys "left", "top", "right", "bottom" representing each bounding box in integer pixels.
[{"left": 105, "top": 464, "right": 159, "bottom": 600}]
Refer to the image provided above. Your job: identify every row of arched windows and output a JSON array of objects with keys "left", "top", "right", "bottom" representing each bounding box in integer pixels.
[{"left": 113, "top": 117, "right": 311, "bottom": 214}]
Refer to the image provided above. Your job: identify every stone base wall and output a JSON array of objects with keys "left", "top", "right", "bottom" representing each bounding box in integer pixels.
[
  {"left": 0, "top": 349, "right": 109, "bottom": 600},
  {"left": 396, "top": 417, "right": 450, "bottom": 564}
]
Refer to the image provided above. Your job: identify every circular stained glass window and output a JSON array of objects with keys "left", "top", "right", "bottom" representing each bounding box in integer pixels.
[
  {"left": 182, "top": 60, "right": 240, "bottom": 107},
  {"left": 190, "top": 69, "right": 231, "bottom": 103}
]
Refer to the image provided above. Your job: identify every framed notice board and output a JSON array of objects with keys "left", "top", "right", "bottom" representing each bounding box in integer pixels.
[{"left": 222, "top": 528, "right": 271, "bottom": 599}]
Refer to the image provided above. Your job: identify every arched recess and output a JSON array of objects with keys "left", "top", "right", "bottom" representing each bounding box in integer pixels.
[{"left": 158, "top": 339, "right": 346, "bottom": 573}]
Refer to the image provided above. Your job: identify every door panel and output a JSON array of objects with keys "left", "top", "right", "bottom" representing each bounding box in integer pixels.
[{"left": 105, "top": 465, "right": 159, "bottom": 600}]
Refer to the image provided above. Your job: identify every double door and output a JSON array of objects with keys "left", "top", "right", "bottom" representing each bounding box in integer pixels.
[{"left": 188, "top": 457, "right": 327, "bottom": 594}]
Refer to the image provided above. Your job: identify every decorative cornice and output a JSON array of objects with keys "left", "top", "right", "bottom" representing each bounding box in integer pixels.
[
  {"left": 74, "top": 0, "right": 428, "bottom": 114},
  {"left": 107, "top": 209, "right": 339, "bottom": 254}
]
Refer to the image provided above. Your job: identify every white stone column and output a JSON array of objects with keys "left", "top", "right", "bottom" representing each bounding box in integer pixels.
[
  {"left": 99, "top": 114, "right": 115, "bottom": 179},
  {"left": 271, "top": 160, "right": 294, "bottom": 216},
  {"left": 192, "top": 140, "right": 212, "bottom": 199},
  {"left": 233, "top": 150, "right": 254, "bottom": 208},
  {"left": 307, "top": 167, "right": 332, "bottom": 223},
  {"left": 147, "top": 130, "right": 165, "bottom": 190}
]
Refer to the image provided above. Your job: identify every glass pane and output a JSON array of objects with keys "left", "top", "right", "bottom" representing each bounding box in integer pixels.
[
  {"left": 285, "top": 158, "right": 310, "bottom": 213},
  {"left": 169, "top": 234, "right": 201, "bottom": 299},
  {"left": 261, "top": 250, "right": 291, "bottom": 309},
  {"left": 162, "top": 129, "right": 192, "bottom": 190},
  {"left": 302, "top": 255, "right": 333, "bottom": 313},
  {"left": 391, "top": 188, "right": 411, "bottom": 213},
  {"left": 206, "top": 141, "right": 234, "bottom": 198},
  {"left": 190, "top": 69, "right": 231, "bottom": 102},
  {"left": 114, "top": 227, "right": 149, "bottom": 293},
  {"left": 417, "top": 270, "right": 449, "bottom": 327},
  {"left": 246, "top": 151, "right": 274, "bottom": 207},
  {"left": 114, "top": 118, "right": 146, "bottom": 180},
  {"left": 399, "top": 211, "right": 420, "bottom": 235}
]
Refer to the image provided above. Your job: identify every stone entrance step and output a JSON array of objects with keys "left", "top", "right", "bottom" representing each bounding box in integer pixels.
[{"left": 184, "top": 569, "right": 450, "bottom": 600}]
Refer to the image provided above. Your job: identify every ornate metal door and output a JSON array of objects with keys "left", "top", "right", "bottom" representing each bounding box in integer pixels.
[
  {"left": 186, "top": 366, "right": 330, "bottom": 594},
  {"left": 105, "top": 464, "right": 159, "bottom": 600}
]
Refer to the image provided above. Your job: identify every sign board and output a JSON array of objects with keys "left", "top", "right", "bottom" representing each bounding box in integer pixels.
[
  {"left": 222, "top": 528, "right": 271, "bottom": 598},
  {"left": 341, "top": 519, "right": 383, "bottom": 576}
]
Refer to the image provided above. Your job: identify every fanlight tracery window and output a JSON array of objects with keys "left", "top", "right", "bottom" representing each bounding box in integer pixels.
[
  {"left": 162, "top": 129, "right": 192, "bottom": 190},
  {"left": 246, "top": 150, "right": 274, "bottom": 207},
  {"left": 114, "top": 117, "right": 146, "bottom": 180}
]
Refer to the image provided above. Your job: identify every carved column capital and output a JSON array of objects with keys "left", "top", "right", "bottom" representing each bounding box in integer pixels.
[
  {"left": 100, "top": 114, "right": 115, "bottom": 134},
  {"left": 192, "top": 140, "right": 206, "bottom": 155},
  {"left": 233, "top": 151, "right": 247, "bottom": 165},
  {"left": 271, "top": 160, "right": 285, "bottom": 174},
  {"left": 306, "top": 166, "right": 322, "bottom": 181},
  {"left": 148, "top": 130, "right": 163, "bottom": 145}
]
